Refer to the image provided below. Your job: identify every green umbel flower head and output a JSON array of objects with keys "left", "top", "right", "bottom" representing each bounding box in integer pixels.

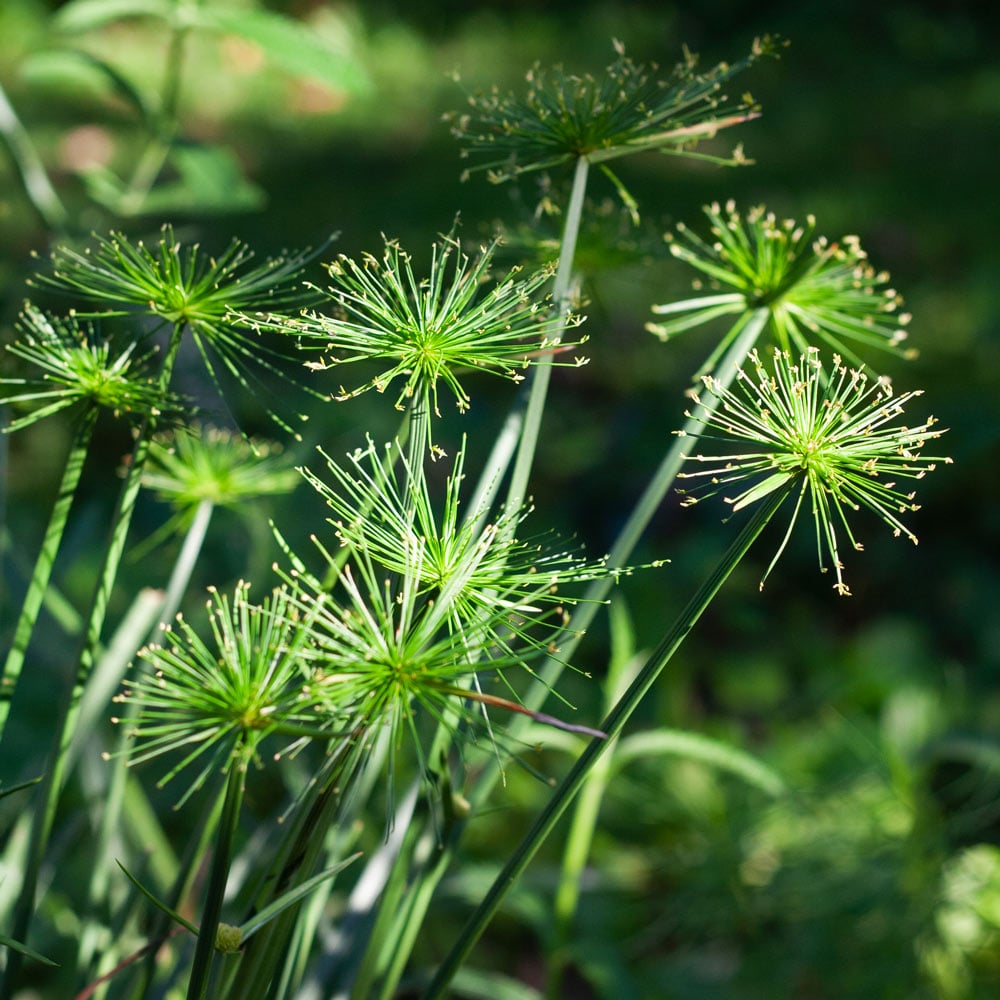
[
  {"left": 648, "top": 202, "right": 914, "bottom": 370},
  {"left": 1, "top": 305, "right": 179, "bottom": 430},
  {"left": 676, "top": 347, "right": 951, "bottom": 595},
  {"left": 276, "top": 435, "right": 622, "bottom": 769},
  {"left": 32, "top": 225, "right": 323, "bottom": 436},
  {"left": 143, "top": 425, "right": 299, "bottom": 514},
  {"left": 117, "top": 582, "right": 327, "bottom": 798},
  {"left": 448, "top": 38, "right": 782, "bottom": 182},
  {"left": 303, "top": 438, "right": 616, "bottom": 643},
  {"left": 250, "top": 232, "right": 586, "bottom": 418}
]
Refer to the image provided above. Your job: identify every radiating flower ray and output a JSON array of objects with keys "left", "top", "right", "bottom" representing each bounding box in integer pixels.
[
  {"left": 447, "top": 37, "right": 783, "bottom": 183},
  {"left": 648, "top": 201, "right": 914, "bottom": 372},
  {"left": 245, "top": 231, "right": 586, "bottom": 423},
  {"left": 30, "top": 225, "right": 325, "bottom": 438},
  {"left": 675, "top": 347, "right": 951, "bottom": 595}
]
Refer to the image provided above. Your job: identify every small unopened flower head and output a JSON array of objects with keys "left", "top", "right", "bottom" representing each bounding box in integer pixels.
[
  {"left": 250, "top": 232, "right": 586, "bottom": 418},
  {"left": 1, "top": 305, "right": 181, "bottom": 431},
  {"left": 649, "top": 201, "right": 914, "bottom": 369},
  {"left": 447, "top": 37, "right": 782, "bottom": 183},
  {"left": 143, "top": 425, "right": 300, "bottom": 514},
  {"left": 676, "top": 347, "right": 951, "bottom": 595}
]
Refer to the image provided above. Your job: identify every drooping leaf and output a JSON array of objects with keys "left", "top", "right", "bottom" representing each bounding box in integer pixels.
[
  {"left": 612, "top": 727, "right": 786, "bottom": 797},
  {"left": 195, "top": 8, "right": 370, "bottom": 94},
  {"left": 21, "top": 48, "right": 154, "bottom": 121},
  {"left": 0, "top": 932, "right": 57, "bottom": 966},
  {"left": 51, "top": 0, "right": 172, "bottom": 34}
]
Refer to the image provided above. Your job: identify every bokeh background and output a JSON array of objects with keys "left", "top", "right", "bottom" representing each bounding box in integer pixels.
[{"left": 1, "top": 1, "right": 998, "bottom": 996}]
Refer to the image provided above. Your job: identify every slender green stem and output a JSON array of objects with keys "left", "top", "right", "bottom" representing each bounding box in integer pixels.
[
  {"left": 79, "top": 324, "right": 185, "bottom": 681},
  {"left": 157, "top": 498, "right": 215, "bottom": 628},
  {"left": 545, "top": 607, "right": 634, "bottom": 999},
  {"left": 76, "top": 502, "right": 215, "bottom": 982},
  {"left": 502, "top": 155, "right": 589, "bottom": 520},
  {"left": 0, "top": 324, "right": 186, "bottom": 997},
  {"left": 422, "top": 483, "right": 793, "bottom": 1000},
  {"left": 0, "top": 408, "right": 97, "bottom": 736},
  {"left": 118, "top": 4, "right": 192, "bottom": 215},
  {"left": 187, "top": 757, "right": 246, "bottom": 999},
  {"left": 0, "top": 79, "right": 68, "bottom": 231},
  {"left": 457, "top": 151, "right": 590, "bottom": 533}
]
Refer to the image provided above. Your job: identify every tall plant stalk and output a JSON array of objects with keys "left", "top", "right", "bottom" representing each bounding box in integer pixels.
[
  {"left": 75, "top": 498, "right": 215, "bottom": 983},
  {"left": 0, "top": 323, "right": 185, "bottom": 997},
  {"left": 502, "top": 155, "right": 589, "bottom": 517},
  {"left": 422, "top": 485, "right": 793, "bottom": 999},
  {"left": 187, "top": 755, "right": 246, "bottom": 1000},
  {"left": 0, "top": 408, "right": 97, "bottom": 734}
]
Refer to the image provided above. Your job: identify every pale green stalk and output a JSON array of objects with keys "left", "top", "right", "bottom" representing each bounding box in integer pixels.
[
  {"left": 422, "top": 483, "right": 793, "bottom": 999},
  {"left": 77, "top": 500, "right": 215, "bottom": 983},
  {"left": 465, "top": 154, "right": 590, "bottom": 528},
  {"left": 0, "top": 408, "right": 97, "bottom": 737},
  {"left": 503, "top": 154, "right": 589, "bottom": 516}
]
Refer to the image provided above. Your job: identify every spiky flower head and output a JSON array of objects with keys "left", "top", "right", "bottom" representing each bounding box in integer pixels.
[
  {"left": 33, "top": 225, "right": 316, "bottom": 333},
  {"left": 302, "top": 437, "right": 617, "bottom": 644},
  {"left": 675, "top": 347, "right": 950, "bottom": 595},
  {"left": 116, "top": 582, "right": 327, "bottom": 800},
  {"left": 248, "top": 231, "right": 586, "bottom": 419},
  {"left": 277, "top": 436, "right": 621, "bottom": 770},
  {"left": 0, "top": 304, "right": 181, "bottom": 431},
  {"left": 31, "top": 225, "right": 323, "bottom": 437},
  {"left": 447, "top": 37, "right": 782, "bottom": 184},
  {"left": 143, "top": 425, "right": 300, "bottom": 515},
  {"left": 648, "top": 201, "right": 914, "bottom": 370}
]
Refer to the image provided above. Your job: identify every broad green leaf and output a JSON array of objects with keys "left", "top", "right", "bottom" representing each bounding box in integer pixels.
[
  {"left": 194, "top": 8, "right": 370, "bottom": 94},
  {"left": 450, "top": 967, "right": 543, "bottom": 1000},
  {"left": 52, "top": 0, "right": 172, "bottom": 33}
]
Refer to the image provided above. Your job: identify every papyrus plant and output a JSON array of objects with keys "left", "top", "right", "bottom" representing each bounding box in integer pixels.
[{"left": 0, "top": 28, "right": 953, "bottom": 1000}]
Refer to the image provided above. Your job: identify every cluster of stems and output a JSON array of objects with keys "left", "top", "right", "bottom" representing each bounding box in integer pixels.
[{"left": 0, "top": 31, "right": 949, "bottom": 1000}]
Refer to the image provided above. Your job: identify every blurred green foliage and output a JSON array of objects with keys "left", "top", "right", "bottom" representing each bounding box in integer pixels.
[{"left": 1, "top": 0, "right": 998, "bottom": 996}]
